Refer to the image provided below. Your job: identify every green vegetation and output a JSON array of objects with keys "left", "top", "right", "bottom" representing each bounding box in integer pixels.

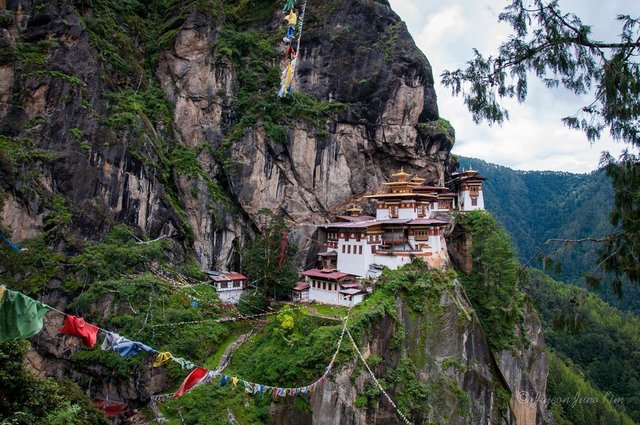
[
  {"left": 417, "top": 118, "right": 456, "bottom": 145},
  {"left": 23, "top": 70, "right": 82, "bottom": 85},
  {"left": 212, "top": 23, "right": 342, "bottom": 160},
  {"left": 457, "top": 211, "right": 526, "bottom": 350},
  {"left": 161, "top": 266, "right": 400, "bottom": 421},
  {"left": 103, "top": 87, "right": 172, "bottom": 135},
  {"left": 70, "top": 275, "right": 228, "bottom": 363},
  {"left": 547, "top": 352, "right": 635, "bottom": 425},
  {"left": 374, "top": 22, "right": 403, "bottom": 62},
  {"left": 385, "top": 358, "right": 432, "bottom": 417},
  {"left": 457, "top": 156, "right": 640, "bottom": 314},
  {"left": 0, "top": 237, "right": 65, "bottom": 295},
  {"left": 162, "top": 383, "right": 270, "bottom": 425},
  {"left": 0, "top": 10, "right": 14, "bottom": 28},
  {"left": 443, "top": 1, "right": 640, "bottom": 294},
  {"left": 523, "top": 269, "right": 640, "bottom": 421},
  {"left": 231, "top": 314, "right": 344, "bottom": 386},
  {"left": 0, "top": 135, "right": 57, "bottom": 181},
  {"left": 69, "top": 128, "right": 84, "bottom": 140},
  {"left": 0, "top": 340, "right": 109, "bottom": 425},
  {"left": 15, "top": 40, "right": 58, "bottom": 69},
  {"left": 382, "top": 262, "right": 456, "bottom": 313},
  {"left": 437, "top": 117, "right": 454, "bottom": 134},
  {"left": 0, "top": 225, "right": 168, "bottom": 296},
  {"left": 242, "top": 209, "right": 298, "bottom": 300},
  {"left": 599, "top": 151, "right": 640, "bottom": 285},
  {"left": 44, "top": 195, "right": 73, "bottom": 235},
  {"left": 78, "top": 0, "right": 194, "bottom": 79}
]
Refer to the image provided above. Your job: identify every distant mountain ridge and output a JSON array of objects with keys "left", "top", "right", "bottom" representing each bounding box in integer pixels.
[{"left": 457, "top": 156, "right": 640, "bottom": 313}]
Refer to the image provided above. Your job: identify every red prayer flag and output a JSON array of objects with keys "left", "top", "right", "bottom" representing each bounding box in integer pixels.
[
  {"left": 59, "top": 315, "right": 100, "bottom": 347},
  {"left": 174, "top": 367, "right": 209, "bottom": 398},
  {"left": 278, "top": 231, "right": 289, "bottom": 267},
  {"left": 93, "top": 400, "right": 127, "bottom": 417}
]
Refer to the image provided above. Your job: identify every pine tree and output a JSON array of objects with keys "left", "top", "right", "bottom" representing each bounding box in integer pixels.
[
  {"left": 242, "top": 209, "right": 298, "bottom": 301},
  {"left": 442, "top": 1, "right": 640, "bottom": 284}
]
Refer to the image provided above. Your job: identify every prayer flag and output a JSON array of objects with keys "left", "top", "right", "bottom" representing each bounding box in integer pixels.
[
  {"left": 153, "top": 352, "right": 174, "bottom": 367},
  {"left": 172, "top": 357, "right": 196, "bottom": 370},
  {"left": 0, "top": 289, "right": 52, "bottom": 343},
  {"left": 59, "top": 315, "right": 100, "bottom": 347},
  {"left": 101, "top": 331, "right": 126, "bottom": 350},
  {"left": 174, "top": 367, "right": 209, "bottom": 398}
]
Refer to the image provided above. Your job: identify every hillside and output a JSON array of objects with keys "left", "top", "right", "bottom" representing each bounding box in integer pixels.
[
  {"left": 523, "top": 269, "right": 640, "bottom": 423},
  {"left": 456, "top": 156, "right": 640, "bottom": 313},
  {"left": 0, "top": 1, "right": 550, "bottom": 424},
  {"left": 1, "top": 0, "right": 634, "bottom": 423}
]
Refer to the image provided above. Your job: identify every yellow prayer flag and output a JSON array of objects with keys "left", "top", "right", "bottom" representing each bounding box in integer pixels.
[{"left": 153, "top": 351, "right": 174, "bottom": 367}]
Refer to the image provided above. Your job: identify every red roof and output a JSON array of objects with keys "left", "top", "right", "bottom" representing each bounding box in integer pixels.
[
  {"left": 321, "top": 220, "right": 379, "bottom": 229},
  {"left": 323, "top": 218, "right": 449, "bottom": 229},
  {"left": 293, "top": 282, "right": 310, "bottom": 291},
  {"left": 209, "top": 272, "right": 247, "bottom": 282},
  {"left": 339, "top": 288, "right": 363, "bottom": 295},
  {"left": 302, "top": 269, "right": 354, "bottom": 280},
  {"left": 375, "top": 218, "right": 412, "bottom": 225}
]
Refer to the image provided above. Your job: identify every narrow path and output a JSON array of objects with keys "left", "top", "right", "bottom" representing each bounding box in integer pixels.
[{"left": 227, "top": 407, "right": 240, "bottom": 424}]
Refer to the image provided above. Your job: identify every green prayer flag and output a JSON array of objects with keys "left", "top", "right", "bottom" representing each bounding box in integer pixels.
[{"left": 0, "top": 289, "right": 53, "bottom": 343}]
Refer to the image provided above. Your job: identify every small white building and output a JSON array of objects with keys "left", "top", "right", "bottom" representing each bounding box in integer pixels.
[
  {"left": 295, "top": 269, "right": 365, "bottom": 306},
  {"left": 292, "top": 281, "right": 310, "bottom": 302},
  {"left": 207, "top": 271, "right": 248, "bottom": 304}
]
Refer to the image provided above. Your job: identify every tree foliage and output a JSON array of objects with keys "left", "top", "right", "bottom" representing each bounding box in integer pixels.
[
  {"left": 0, "top": 340, "right": 109, "bottom": 425},
  {"left": 242, "top": 209, "right": 298, "bottom": 301},
  {"left": 444, "top": 2, "right": 640, "bottom": 285},
  {"left": 457, "top": 211, "right": 526, "bottom": 350},
  {"left": 547, "top": 352, "right": 635, "bottom": 425},
  {"left": 599, "top": 151, "right": 640, "bottom": 285},
  {"left": 523, "top": 269, "right": 640, "bottom": 421},
  {"left": 442, "top": 0, "right": 640, "bottom": 145}
]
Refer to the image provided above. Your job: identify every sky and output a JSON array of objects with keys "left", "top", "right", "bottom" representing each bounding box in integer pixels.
[{"left": 387, "top": 0, "right": 640, "bottom": 173}]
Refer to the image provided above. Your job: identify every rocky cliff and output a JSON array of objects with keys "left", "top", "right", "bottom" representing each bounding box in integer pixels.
[
  {"left": 0, "top": 1, "right": 550, "bottom": 424},
  {"left": 267, "top": 274, "right": 549, "bottom": 425},
  {"left": 0, "top": 0, "right": 454, "bottom": 271}
]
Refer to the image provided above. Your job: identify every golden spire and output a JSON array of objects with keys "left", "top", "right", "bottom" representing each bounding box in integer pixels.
[
  {"left": 346, "top": 204, "right": 362, "bottom": 216},
  {"left": 392, "top": 167, "right": 411, "bottom": 182}
]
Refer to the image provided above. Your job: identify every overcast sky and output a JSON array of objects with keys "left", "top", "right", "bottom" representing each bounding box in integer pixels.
[{"left": 388, "top": 0, "right": 640, "bottom": 173}]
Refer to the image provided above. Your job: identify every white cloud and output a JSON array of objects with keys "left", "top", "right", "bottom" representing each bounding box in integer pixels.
[
  {"left": 416, "top": 5, "right": 467, "bottom": 50},
  {"left": 388, "top": 0, "right": 640, "bottom": 173}
]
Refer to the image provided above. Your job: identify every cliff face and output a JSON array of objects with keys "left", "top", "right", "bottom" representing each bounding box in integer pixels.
[
  {"left": 0, "top": 0, "right": 454, "bottom": 270},
  {"left": 496, "top": 304, "right": 549, "bottom": 425},
  {"left": 269, "top": 280, "right": 550, "bottom": 425},
  {"left": 0, "top": 1, "right": 549, "bottom": 424}
]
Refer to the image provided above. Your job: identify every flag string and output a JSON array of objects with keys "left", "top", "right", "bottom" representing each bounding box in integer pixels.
[
  {"left": 0, "top": 285, "right": 362, "bottom": 406},
  {"left": 346, "top": 328, "right": 413, "bottom": 425}
]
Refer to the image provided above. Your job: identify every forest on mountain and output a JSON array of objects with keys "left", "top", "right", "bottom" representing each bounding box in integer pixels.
[
  {"left": 457, "top": 155, "right": 640, "bottom": 313},
  {"left": 456, "top": 157, "right": 640, "bottom": 422},
  {"left": 523, "top": 269, "right": 640, "bottom": 422}
]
